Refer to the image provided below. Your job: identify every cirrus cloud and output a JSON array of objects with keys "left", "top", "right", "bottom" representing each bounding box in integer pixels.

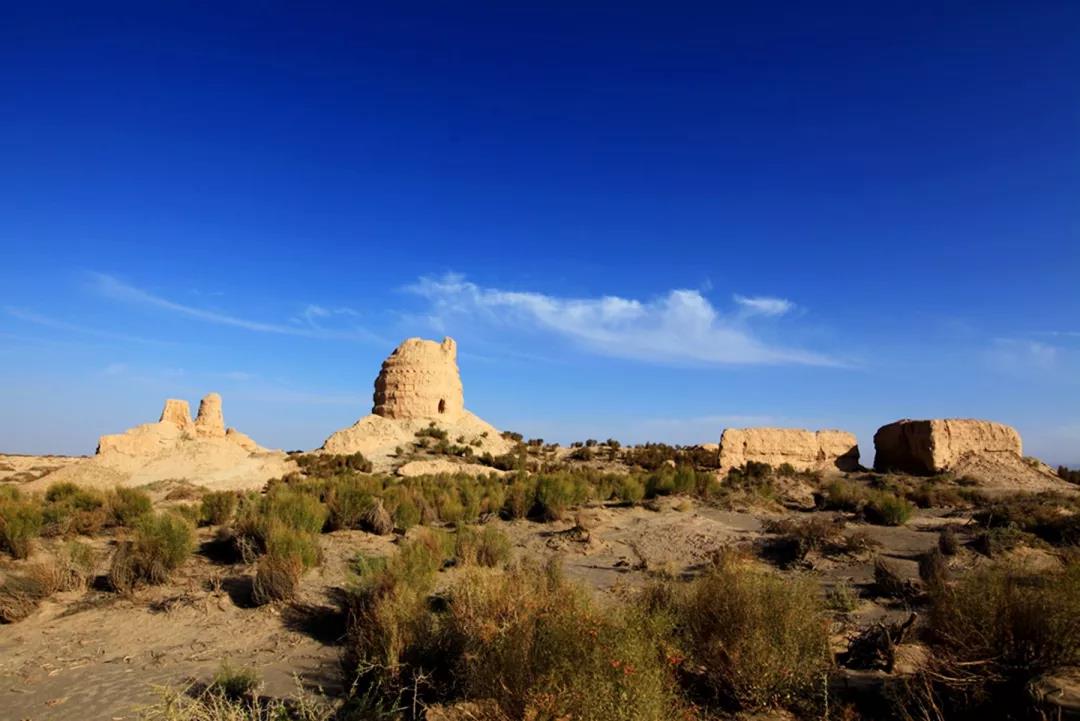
[{"left": 406, "top": 273, "right": 842, "bottom": 367}]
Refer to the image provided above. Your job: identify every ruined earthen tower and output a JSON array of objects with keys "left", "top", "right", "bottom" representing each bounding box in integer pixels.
[{"left": 372, "top": 337, "right": 465, "bottom": 420}]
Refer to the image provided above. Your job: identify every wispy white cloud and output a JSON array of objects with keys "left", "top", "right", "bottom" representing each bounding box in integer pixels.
[
  {"left": 985, "top": 338, "right": 1059, "bottom": 372},
  {"left": 4, "top": 306, "right": 172, "bottom": 345},
  {"left": 406, "top": 273, "right": 841, "bottom": 367},
  {"left": 91, "top": 273, "right": 385, "bottom": 344},
  {"left": 733, "top": 294, "right": 794, "bottom": 317}
]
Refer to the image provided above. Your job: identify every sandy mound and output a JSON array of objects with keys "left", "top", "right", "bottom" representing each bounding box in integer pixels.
[
  {"left": 0, "top": 454, "right": 87, "bottom": 485},
  {"left": 396, "top": 458, "right": 508, "bottom": 478},
  {"left": 948, "top": 451, "right": 1069, "bottom": 493},
  {"left": 322, "top": 412, "right": 512, "bottom": 469}
]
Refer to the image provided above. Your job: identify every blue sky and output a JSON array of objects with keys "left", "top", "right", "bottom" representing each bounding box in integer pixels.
[{"left": 1, "top": 2, "right": 1078, "bottom": 465}]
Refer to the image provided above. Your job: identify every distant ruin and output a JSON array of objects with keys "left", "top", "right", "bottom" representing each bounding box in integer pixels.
[
  {"left": 321, "top": 337, "right": 511, "bottom": 464},
  {"left": 372, "top": 337, "right": 465, "bottom": 420},
  {"left": 873, "top": 418, "right": 1022, "bottom": 474},
  {"left": 97, "top": 392, "right": 261, "bottom": 456},
  {"left": 719, "top": 427, "right": 860, "bottom": 472}
]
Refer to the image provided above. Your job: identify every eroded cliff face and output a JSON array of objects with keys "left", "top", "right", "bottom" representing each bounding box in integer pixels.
[
  {"left": 719, "top": 427, "right": 860, "bottom": 472},
  {"left": 372, "top": 337, "right": 465, "bottom": 421},
  {"left": 873, "top": 418, "right": 1022, "bottom": 474}
]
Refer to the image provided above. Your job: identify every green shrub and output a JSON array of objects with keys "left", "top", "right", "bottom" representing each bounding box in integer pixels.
[
  {"left": 454, "top": 525, "right": 511, "bottom": 568},
  {"left": 264, "top": 522, "right": 322, "bottom": 568},
  {"left": 109, "top": 487, "right": 153, "bottom": 526},
  {"left": 615, "top": 475, "right": 645, "bottom": 504},
  {"left": 108, "top": 512, "right": 194, "bottom": 592},
  {"left": 863, "top": 491, "right": 914, "bottom": 526},
  {"left": 200, "top": 491, "right": 238, "bottom": 526},
  {"left": 503, "top": 478, "right": 535, "bottom": 519},
  {"left": 821, "top": 479, "right": 864, "bottom": 512},
  {"left": 0, "top": 496, "right": 43, "bottom": 559},
  {"left": 323, "top": 479, "right": 374, "bottom": 531},
  {"left": 264, "top": 487, "right": 328, "bottom": 534},
  {"left": 390, "top": 494, "right": 420, "bottom": 530}
]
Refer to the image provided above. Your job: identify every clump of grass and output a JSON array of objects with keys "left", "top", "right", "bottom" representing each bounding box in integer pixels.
[
  {"left": 210, "top": 661, "right": 260, "bottom": 700},
  {"left": 0, "top": 494, "right": 43, "bottom": 559},
  {"left": 918, "top": 547, "right": 949, "bottom": 590},
  {"left": 109, "top": 512, "right": 194, "bottom": 593},
  {"left": 252, "top": 554, "right": 303, "bottom": 606},
  {"left": 443, "top": 564, "right": 682, "bottom": 721},
  {"left": 200, "top": 491, "right": 238, "bottom": 526},
  {"left": 342, "top": 534, "right": 446, "bottom": 692}
]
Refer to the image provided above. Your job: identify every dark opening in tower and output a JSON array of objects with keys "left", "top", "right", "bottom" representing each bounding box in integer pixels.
[{"left": 438, "top": 399, "right": 446, "bottom": 414}]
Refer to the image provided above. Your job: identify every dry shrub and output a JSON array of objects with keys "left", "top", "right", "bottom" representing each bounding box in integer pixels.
[
  {"left": 938, "top": 526, "right": 960, "bottom": 556},
  {"left": 252, "top": 554, "right": 303, "bottom": 606},
  {"left": 344, "top": 557, "right": 684, "bottom": 721},
  {"left": 0, "top": 576, "right": 42, "bottom": 623},
  {"left": 342, "top": 536, "right": 443, "bottom": 693},
  {"left": 664, "top": 556, "right": 832, "bottom": 713},
  {"left": 109, "top": 512, "right": 194, "bottom": 593},
  {"left": 360, "top": 498, "right": 393, "bottom": 536},
  {"left": 763, "top": 515, "right": 843, "bottom": 561},
  {"left": 25, "top": 543, "right": 94, "bottom": 595},
  {"left": 140, "top": 678, "right": 332, "bottom": 721},
  {"left": 902, "top": 558, "right": 1080, "bottom": 719},
  {"left": 918, "top": 547, "right": 948, "bottom": 589},
  {"left": 873, "top": 556, "right": 916, "bottom": 600},
  {"left": 42, "top": 483, "right": 109, "bottom": 536},
  {"left": 0, "top": 546, "right": 91, "bottom": 623},
  {"left": 442, "top": 564, "right": 681, "bottom": 721}
]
